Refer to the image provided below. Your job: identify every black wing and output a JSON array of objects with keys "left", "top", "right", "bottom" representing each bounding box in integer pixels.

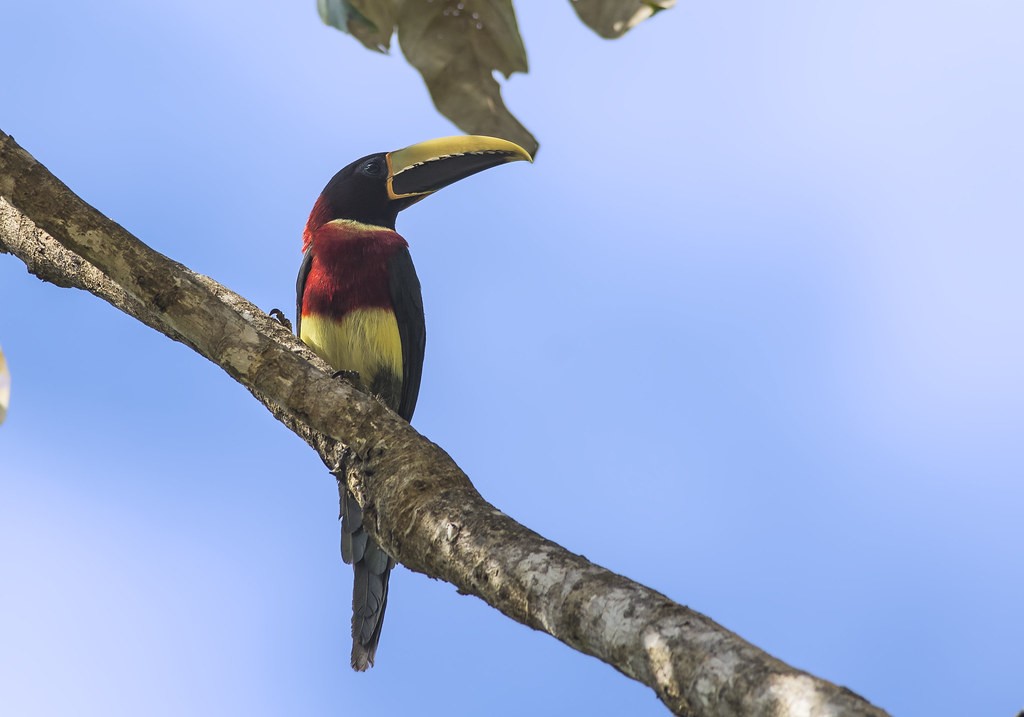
[
  {"left": 387, "top": 247, "right": 426, "bottom": 421},
  {"left": 295, "top": 247, "right": 313, "bottom": 338}
]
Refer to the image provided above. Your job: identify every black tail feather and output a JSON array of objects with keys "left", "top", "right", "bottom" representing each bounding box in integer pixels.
[{"left": 341, "top": 489, "right": 393, "bottom": 671}]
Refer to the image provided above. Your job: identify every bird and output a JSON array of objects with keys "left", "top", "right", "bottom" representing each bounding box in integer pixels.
[{"left": 296, "top": 135, "right": 531, "bottom": 670}]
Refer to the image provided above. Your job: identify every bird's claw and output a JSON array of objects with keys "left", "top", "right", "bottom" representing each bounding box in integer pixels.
[
  {"left": 333, "top": 369, "right": 361, "bottom": 384},
  {"left": 268, "top": 308, "right": 292, "bottom": 332}
]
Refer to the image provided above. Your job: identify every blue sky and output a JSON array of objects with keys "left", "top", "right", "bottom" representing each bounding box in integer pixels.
[{"left": 2, "top": 2, "right": 1022, "bottom": 715}]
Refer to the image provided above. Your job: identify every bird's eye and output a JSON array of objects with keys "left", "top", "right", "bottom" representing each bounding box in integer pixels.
[{"left": 362, "top": 160, "right": 384, "bottom": 177}]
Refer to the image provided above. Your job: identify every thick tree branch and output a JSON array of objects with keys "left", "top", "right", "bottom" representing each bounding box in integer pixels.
[{"left": 0, "top": 130, "right": 889, "bottom": 717}]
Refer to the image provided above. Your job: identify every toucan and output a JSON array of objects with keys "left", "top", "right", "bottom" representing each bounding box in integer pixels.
[{"left": 296, "top": 135, "right": 531, "bottom": 670}]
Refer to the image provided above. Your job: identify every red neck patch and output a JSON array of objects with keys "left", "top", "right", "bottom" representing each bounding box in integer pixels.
[{"left": 300, "top": 220, "right": 409, "bottom": 318}]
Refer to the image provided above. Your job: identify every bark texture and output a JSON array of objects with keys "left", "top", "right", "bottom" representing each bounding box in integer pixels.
[{"left": 0, "top": 130, "right": 889, "bottom": 717}]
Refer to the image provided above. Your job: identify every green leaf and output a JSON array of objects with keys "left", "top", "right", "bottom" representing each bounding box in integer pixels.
[
  {"left": 0, "top": 344, "right": 9, "bottom": 426},
  {"left": 318, "top": 0, "right": 399, "bottom": 53},
  {"left": 396, "top": 0, "right": 537, "bottom": 156},
  {"left": 570, "top": 0, "right": 675, "bottom": 39}
]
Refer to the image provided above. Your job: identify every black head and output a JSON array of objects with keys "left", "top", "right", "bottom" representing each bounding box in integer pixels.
[
  {"left": 309, "top": 135, "right": 533, "bottom": 232},
  {"left": 316, "top": 153, "right": 406, "bottom": 230}
]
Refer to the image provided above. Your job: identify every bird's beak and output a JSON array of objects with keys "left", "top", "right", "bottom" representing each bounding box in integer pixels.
[{"left": 386, "top": 135, "right": 533, "bottom": 200}]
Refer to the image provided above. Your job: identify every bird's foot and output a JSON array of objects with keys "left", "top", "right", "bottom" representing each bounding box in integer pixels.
[
  {"left": 268, "top": 308, "right": 292, "bottom": 332},
  {"left": 332, "top": 369, "right": 361, "bottom": 385}
]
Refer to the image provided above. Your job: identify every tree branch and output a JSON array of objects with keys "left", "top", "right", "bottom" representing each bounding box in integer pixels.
[{"left": 0, "top": 130, "right": 889, "bottom": 717}]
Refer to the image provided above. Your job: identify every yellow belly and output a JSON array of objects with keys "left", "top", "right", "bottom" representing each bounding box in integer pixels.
[{"left": 300, "top": 308, "right": 403, "bottom": 406}]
